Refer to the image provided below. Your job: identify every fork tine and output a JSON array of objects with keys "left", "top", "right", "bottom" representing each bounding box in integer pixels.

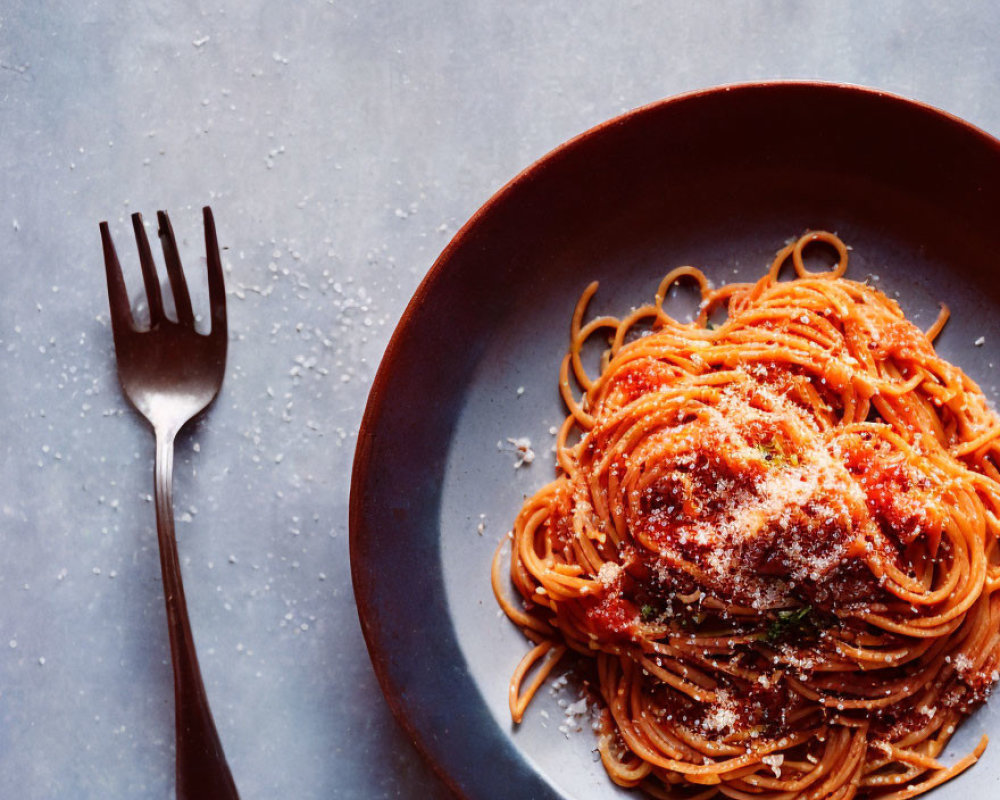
[
  {"left": 100, "top": 221, "right": 135, "bottom": 338},
  {"left": 156, "top": 210, "right": 195, "bottom": 327},
  {"left": 202, "top": 206, "right": 227, "bottom": 338},
  {"left": 131, "top": 212, "right": 165, "bottom": 327}
]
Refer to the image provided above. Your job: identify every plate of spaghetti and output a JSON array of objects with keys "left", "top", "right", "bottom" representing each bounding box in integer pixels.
[{"left": 351, "top": 82, "right": 1000, "bottom": 800}]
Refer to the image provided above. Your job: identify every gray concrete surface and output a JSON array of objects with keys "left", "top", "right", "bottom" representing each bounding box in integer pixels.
[{"left": 1, "top": 2, "right": 1000, "bottom": 798}]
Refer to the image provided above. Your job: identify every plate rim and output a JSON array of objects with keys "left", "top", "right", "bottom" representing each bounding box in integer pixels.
[{"left": 349, "top": 79, "right": 1000, "bottom": 799}]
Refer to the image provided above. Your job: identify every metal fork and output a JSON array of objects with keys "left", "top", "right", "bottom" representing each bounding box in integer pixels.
[{"left": 100, "top": 207, "right": 239, "bottom": 800}]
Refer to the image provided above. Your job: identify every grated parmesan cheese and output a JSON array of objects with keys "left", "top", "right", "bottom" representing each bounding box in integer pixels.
[{"left": 761, "top": 753, "right": 784, "bottom": 778}]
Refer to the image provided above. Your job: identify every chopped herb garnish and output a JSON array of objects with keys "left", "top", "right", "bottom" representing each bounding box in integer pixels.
[
  {"left": 752, "top": 439, "right": 798, "bottom": 467},
  {"left": 766, "top": 605, "right": 813, "bottom": 641},
  {"left": 753, "top": 441, "right": 778, "bottom": 459},
  {"left": 637, "top": 597, "right": 711, "bottom": 629}
]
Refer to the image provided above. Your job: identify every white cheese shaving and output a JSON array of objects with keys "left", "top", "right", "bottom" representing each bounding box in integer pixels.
[{"left": 761, "top": 754, "right": 784, "bottom": 778}]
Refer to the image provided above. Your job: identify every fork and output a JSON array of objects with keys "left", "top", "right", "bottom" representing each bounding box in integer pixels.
[{"left": 100, "top": 207, "right": 240, "bottom": 800}]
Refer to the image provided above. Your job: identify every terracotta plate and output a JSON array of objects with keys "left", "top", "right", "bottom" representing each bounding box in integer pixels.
[{"left": 351, "top": 82, "right": 1000, "bottom": 799}]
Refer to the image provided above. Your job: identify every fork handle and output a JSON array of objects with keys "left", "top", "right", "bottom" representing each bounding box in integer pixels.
[{"left": 154, "top": 429, "right": 240, "bottom": 800}]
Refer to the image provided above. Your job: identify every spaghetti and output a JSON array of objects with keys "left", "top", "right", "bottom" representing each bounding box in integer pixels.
[{"left": 493, "top": 232, "right": 1000, "bottom": 799}]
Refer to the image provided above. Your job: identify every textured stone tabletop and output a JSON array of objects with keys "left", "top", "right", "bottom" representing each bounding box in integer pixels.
[{"left": 2, "top": 2, "right": 1000, "bottom": 798}]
